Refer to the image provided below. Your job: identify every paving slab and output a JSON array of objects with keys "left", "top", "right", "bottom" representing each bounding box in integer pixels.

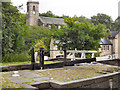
[
  {"left": 33, "top": 77, "right": 49, "bottom": 81},
  {"left": 2, "top": 70, "right": 50, "bottom": 88}
]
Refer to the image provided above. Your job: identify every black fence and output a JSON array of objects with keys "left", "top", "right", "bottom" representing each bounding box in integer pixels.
[
  {"left": 29, "top": 47, "right": 67, "bottom": 70},
  {"left": 29, "top": 47, "right": 96, "bottom": 70}
]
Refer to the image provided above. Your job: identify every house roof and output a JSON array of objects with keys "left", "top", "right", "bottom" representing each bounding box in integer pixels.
[
  {"left": 99, "top": 38, "right": 112, "bottom": 45},
  {"left": 39, "top": 16, "right": 67, "bottom": 25},
  {"left": 108, "top": 31, "right": 119, "bottom": 39}
]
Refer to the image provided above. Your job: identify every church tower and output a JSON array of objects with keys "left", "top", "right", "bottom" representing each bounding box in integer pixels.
[{"left": 26, "top": 1, "right": 39, "bottom": 26}]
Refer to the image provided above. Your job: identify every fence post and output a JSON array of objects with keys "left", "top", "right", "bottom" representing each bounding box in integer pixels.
[
  {"left": 63, "top": 49, "right": 67, "bottom": 65},
  {"left": 30, "top": 48, "right": 35, "bottom": 70},
  {"left": 40, "top": 48, "right": 44, "bottom": 69}
]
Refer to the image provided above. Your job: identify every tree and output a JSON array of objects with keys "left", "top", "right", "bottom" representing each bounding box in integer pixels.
[
  {"left": 91, "top": 13, "right": 113, "bottom": 30},
  {"left": 73, "top": 16, "right": 91, "bottom": 22},
  {"left": 25, "top": 26, "right": 54, "bottom": 50},
  {"left": 34, "top": 40, "right": 47, "bottom": 52},
  {"left": 39, "top": 10, "right": 62, "bottom": 18},
  {"left": 111, "top": 17, "right": 120, "bottom": 31},
  {"left": 2, "top": 2, "right": 28, "bottom": 55},
  {"left": 54, "top": 17, "right": 108, "bottom": 50}
]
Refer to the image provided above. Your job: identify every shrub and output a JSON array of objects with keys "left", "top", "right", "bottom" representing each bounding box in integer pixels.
[
  {"left": 2, "top": 51, "right": 31, "bottom": 63},
  {"left": 34, "top": 40, "right": 47, "bottom": 52}
]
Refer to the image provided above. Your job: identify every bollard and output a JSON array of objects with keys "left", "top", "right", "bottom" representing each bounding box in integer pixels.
[
  {"left": 40, "top": 48, "right": 44, "bottom": 69},
  {"left": 63, "top": 49, "right": 67, "bottom": 65},
  {"left": 109, "top": 79, "right": 113, "bottom": 90},
  {"left": 29, "top": 48, "right": 35, "bottom": 70}
]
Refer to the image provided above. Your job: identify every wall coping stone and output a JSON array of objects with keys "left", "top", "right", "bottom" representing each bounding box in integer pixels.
[{"left": 31, "top": 72, "right": 120, "bottom": 88}]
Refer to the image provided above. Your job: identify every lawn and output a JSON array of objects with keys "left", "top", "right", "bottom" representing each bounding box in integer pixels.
[{"left": 1, "top": 61, "right": 63, "bottom": 66}]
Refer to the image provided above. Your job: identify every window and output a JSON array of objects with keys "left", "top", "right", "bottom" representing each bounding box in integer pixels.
[
  {"left": 107, "top": 46, "right": 109, "bottom": 51},
  {"left": 33, "top": 6, "right": 35, "bottom": 11},
  {"left": 27, "top": 6, "right": 29, "bottom": 12},
  {"left": 103, "top": 46, "right": 105, "bottom": 51},
  {"left": 102, "top": 45, "right": 109, "bottom": 51}
]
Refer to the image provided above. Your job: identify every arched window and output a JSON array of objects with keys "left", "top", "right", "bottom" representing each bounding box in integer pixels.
[
  {"left": 27, "top": 6, "right": 29, "bottom": 12},
  {"left": 33, "top": 6, "right": 35, "bottom": 11}
]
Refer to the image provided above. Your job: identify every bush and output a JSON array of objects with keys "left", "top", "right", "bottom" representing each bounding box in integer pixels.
[
  {"left": 85, "top": 53, "right": 92, "bottom": 58},
  {"left": 34, "top": 40, "right": 47, "bottom": 52},
  {"left": 2, "top": 51, "right": 31, "bottom": 63}
]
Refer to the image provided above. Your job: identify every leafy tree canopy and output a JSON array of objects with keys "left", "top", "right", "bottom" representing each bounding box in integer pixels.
[
  {"left": 111, "top": 16, "right": 120, "bottom": 31},
  {"left": 2, "top": 2, "right": 28, "bottom": 55},
  {"left": 91, "top": 13, "right": 113, "bottom": 30},
  {"left": 54, "top": 17, "right": 109, "bottom": 50},
  {"left": 39, "top": 10, "right": 62, "bottom": 18},
  {"left": 25, "top": 26, "right": 55, "bottom": 51}
]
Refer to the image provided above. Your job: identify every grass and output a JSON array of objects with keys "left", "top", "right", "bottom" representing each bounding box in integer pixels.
[{"left": 1, "top": 60, "right": 63, "bottom": 66}]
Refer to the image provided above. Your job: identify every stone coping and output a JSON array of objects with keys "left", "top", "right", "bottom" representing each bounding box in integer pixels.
[
  {"left": 31, "top": 72, "right": 120, "bottom": 89},
  {"left": 1, "top": 58, "right": 96, "bottom": 71}
]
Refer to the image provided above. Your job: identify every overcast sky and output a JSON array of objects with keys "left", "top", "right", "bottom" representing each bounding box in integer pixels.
[{"left": 11, "top": 0, "right": 120, "bottom": 21}]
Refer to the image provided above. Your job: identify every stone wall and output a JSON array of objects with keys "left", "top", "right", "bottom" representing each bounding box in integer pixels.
[
  {"left": 118, "top": 32, "right": 120, "bottom": 58},
  {"left": 50, "top": 39, "right": 62, "bottom": 59},
  {"left": 97, "top": 59, "right": 120, "bottom": 66},
  {"left": 31, "top": 72, "right": 120, "bottom": 89},
  {"left": 26, "top": 1, "right": 39, "bottom": 26}
]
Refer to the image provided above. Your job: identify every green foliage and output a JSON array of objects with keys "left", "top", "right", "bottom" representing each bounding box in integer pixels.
[
  {"left": 54, "top": 17, "right": 108, "bottom": 50},
  {"left": 91, "top": 13, "right": 113, "bottom": 29},
  {"left": 2, "top": 2, "right": 28, "bottom": 55},
  {"left": 39, "top": 10, "right": 62, "bottom": 18},
  {"left": 73, "top": 15, "right": 91, "bottom": 22},
  {"left": 34, "top": 40, "right": 47, "bottom": 52},
  {"left": 26, "top": 26, "right": 55, "bottom": 51},
  {"left": 2, "top": 51, "right": 30, "bottom": 63},
  {"left": 111, "top": 16, "right": 120, "bottom": 31}
]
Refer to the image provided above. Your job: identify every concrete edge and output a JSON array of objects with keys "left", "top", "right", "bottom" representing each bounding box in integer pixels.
[{"left": 30, "top": 72, "right": 120, "bottom": 88}]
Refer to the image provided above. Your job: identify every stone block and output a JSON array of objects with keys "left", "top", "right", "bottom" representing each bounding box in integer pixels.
[{"left": 32, "top": 81, "right": 50, "bottom": 89}]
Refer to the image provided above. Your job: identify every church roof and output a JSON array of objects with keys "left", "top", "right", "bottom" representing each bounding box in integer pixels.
[
  {"left": 99, "top": 38, "right": 112, "bottom": 45},
  {"left": 39, "top": 16, "right": 67, "bottom": 25}
]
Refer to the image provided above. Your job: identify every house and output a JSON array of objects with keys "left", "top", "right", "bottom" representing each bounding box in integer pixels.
[
  {"left": 99, "top": 31, "right": 120, "bottom": 58},
  {"left": 99, "top": 38, "right": 112, "bottom": 56},
  {"left": 26, "top": 1, "right": 120, "bottom": 59}
]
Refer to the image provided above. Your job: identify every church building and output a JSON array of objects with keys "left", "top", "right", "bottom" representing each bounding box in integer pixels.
[{"left": 26, "top": 1, "right": 66, "bottom": 27}]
